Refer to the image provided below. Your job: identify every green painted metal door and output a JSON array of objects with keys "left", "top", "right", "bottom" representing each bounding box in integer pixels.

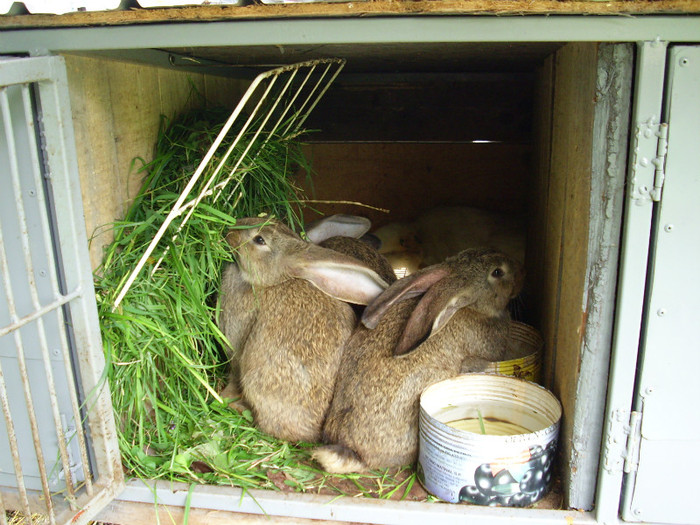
[{"left": 621, "top": 45, "right": 700, "bottom": 525}]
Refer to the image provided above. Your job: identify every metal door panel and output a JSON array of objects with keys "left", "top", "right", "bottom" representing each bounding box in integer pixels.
[
  {"left": 0, "top": 55, "right": 123, "bottom": 525},
  {"left": 624, "top": 45, "right": 700, "bottom": 525}
]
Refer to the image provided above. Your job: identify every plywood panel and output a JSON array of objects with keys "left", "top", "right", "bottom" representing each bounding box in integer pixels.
[
  {"left": 63, "top": 54, "right": 248, "bottom": 269},
  {"left": 298, "top": 142, "right": 532, "bottom": 228},
  {"left": 157, "top": 67, "right": 206, "bottom": 120},
  {"left": 106, "top": 58, "right": 162, "bottom": 215},
  {"left": 205, "top": 74, "right": 247, "bottom": 110},
  {"left": 64, "top": 55, "right": 121, "bottom": 268}
]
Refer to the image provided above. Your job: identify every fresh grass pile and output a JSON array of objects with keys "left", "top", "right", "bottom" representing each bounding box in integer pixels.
[{"left": 94, "top": 104, "right": 424, "bottom": 501}]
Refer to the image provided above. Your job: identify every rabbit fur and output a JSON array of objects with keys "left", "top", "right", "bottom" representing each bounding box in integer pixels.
[
  {"left": 217, "top": 216, "right": 389, "bottom": 443},
  {"left": 372, "top": 206, "right": 527, "bottom": 276},
  {"left": 306, "top": 213, "right": 397, "bottom": 285},
  {"left": 313, "top": 248, "right": 525, "bottom": 473},
  {"left": 319, "top": 236, "right": 397, "bottom": 286}
]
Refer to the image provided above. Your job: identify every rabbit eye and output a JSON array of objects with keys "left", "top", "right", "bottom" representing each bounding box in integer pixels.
[
  {"left": 253, "top": 235, "right": 266, "bottom": 246},
  {"left": 491, "top": 268, "right": 505, "bottom": 278}
]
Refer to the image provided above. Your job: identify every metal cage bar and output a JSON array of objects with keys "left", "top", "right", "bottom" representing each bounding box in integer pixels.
[
  {"left": 19, "top": 77, "right": 93, "bottom": 502},
  {"left": 1, "top": 85, "right": 59, "bottom": 524},
  {"left": 0, "top": 55, "right": 124, "bottom": 525},
  {"left": 0, "top": 321, "right": 32, "bottom": 520},
  {"left": 19, "top": 68, "right": 94, "bottom": 501}
]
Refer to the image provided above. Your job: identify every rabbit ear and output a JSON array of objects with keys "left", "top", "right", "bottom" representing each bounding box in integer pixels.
[
  {"left": 306, "top": 215, "right": 372, "bottom": 243},
  {"left": 289, "top": 245, "right": 389, "bottom": 305},
  {"left": 361, "top": 265, "right": 450, "bottom": 330},
  {"left": 393, "top": 282, "right": 475, "bottom": 356}
]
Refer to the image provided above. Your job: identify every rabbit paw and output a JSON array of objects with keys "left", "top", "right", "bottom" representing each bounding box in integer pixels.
[
  {"left": 312, "top": 444, "right": 368, "bottom": 474},
  {"left": 219, "top": 381, "right": 249, "bottom": 413}
]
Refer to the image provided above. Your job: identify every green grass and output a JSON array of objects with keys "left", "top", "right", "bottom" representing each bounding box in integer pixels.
[{"left": 93, "top": 104, "right": 426, "bottom": 501}]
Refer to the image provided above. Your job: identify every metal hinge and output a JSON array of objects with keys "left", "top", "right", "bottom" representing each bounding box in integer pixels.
[
  {"left": 602, "top": 409, "right": 627, "bottom": 474},
  {"left": 649, "top": 123, "right": 668, "bottom": 202},
  {"left": 602, "top": 408, "right": 643, "bottom": 475},
  {"left": 630, "top": 119, "right": 669, "bottom": 204},
  {"left": 623, "top": 410, "right": 643, "bottom": 474}
]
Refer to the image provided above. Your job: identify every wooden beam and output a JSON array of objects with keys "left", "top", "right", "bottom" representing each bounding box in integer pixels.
[{"left": 1, "top": 1, "right": 699, "bottom": 29}]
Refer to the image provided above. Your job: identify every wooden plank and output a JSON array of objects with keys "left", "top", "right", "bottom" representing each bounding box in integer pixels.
[
  {"left": 567, "top": 42, "right": 633, "bottom": 510},
  {"left": 204, "top": 74, "right": 247, "bottom": 110},
  {"left": 1, "top": 1, "right": 699, "bottom": 29},
  {"left": 304, "top": 73, "right": 534, "bottom": 143},
  {"left": 297, "top": 142, "right": 531, "bottom": 228},
  {"left": 530, "top": 40, "right": 633, "bottom": 512},
  {"left": 64, "top": 55, "right": 123, "bottom": 271},
  {"left": 528, "top": 53, "right": 555, "bottom": 386},
  {"left": 157, "top": 68, "right": 206, "bottom": 121},
  {"left": 545, "top": 42, "right": 598, "bottom": 508}
]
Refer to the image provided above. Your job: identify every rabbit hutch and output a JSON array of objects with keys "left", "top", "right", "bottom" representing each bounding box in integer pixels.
[{"left": 1, "top": 2, "right": 700, "bottom": 524}]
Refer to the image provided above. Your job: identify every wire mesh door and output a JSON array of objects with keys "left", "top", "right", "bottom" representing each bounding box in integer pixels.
[{"left": 0, "top": 56, "right": 123, "bottom": 525}]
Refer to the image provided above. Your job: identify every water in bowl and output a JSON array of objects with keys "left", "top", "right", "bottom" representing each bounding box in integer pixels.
[{"left": 447, "top": 417, "right": 531, "bottom": 436}]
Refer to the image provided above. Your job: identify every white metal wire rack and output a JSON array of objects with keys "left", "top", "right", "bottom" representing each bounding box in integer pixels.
[
  {"left": 0, "top": 56, "right": 123, "bottom": 525},
  {"left": 112, "top": 57, "right": 346, "bottom": 309}
]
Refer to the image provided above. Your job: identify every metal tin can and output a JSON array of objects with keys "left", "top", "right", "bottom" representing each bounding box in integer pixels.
[
  {"left": 485, "top": 321, "right": 544, "bottom": 384},
  {"left": 418, "top": 373, "right": 562, "bottom": 506}
]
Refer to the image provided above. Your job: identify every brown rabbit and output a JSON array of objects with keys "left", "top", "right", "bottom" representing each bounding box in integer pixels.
[
  {"left": 217, "top": 216, "right": 389, "bottom": 443},
  {"left": 319, "top": 236, "right": 397, "bottom": 286},
  {"left": 304, "top": 213, "right": 396, "bottom": 284},
  {"left": 312, "top": 248, "right": 525, "bottom": 472}
]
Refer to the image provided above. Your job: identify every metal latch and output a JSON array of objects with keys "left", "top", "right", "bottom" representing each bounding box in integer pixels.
[{"left": 630, "top": 119, "right": 669, "bottom": 204}]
